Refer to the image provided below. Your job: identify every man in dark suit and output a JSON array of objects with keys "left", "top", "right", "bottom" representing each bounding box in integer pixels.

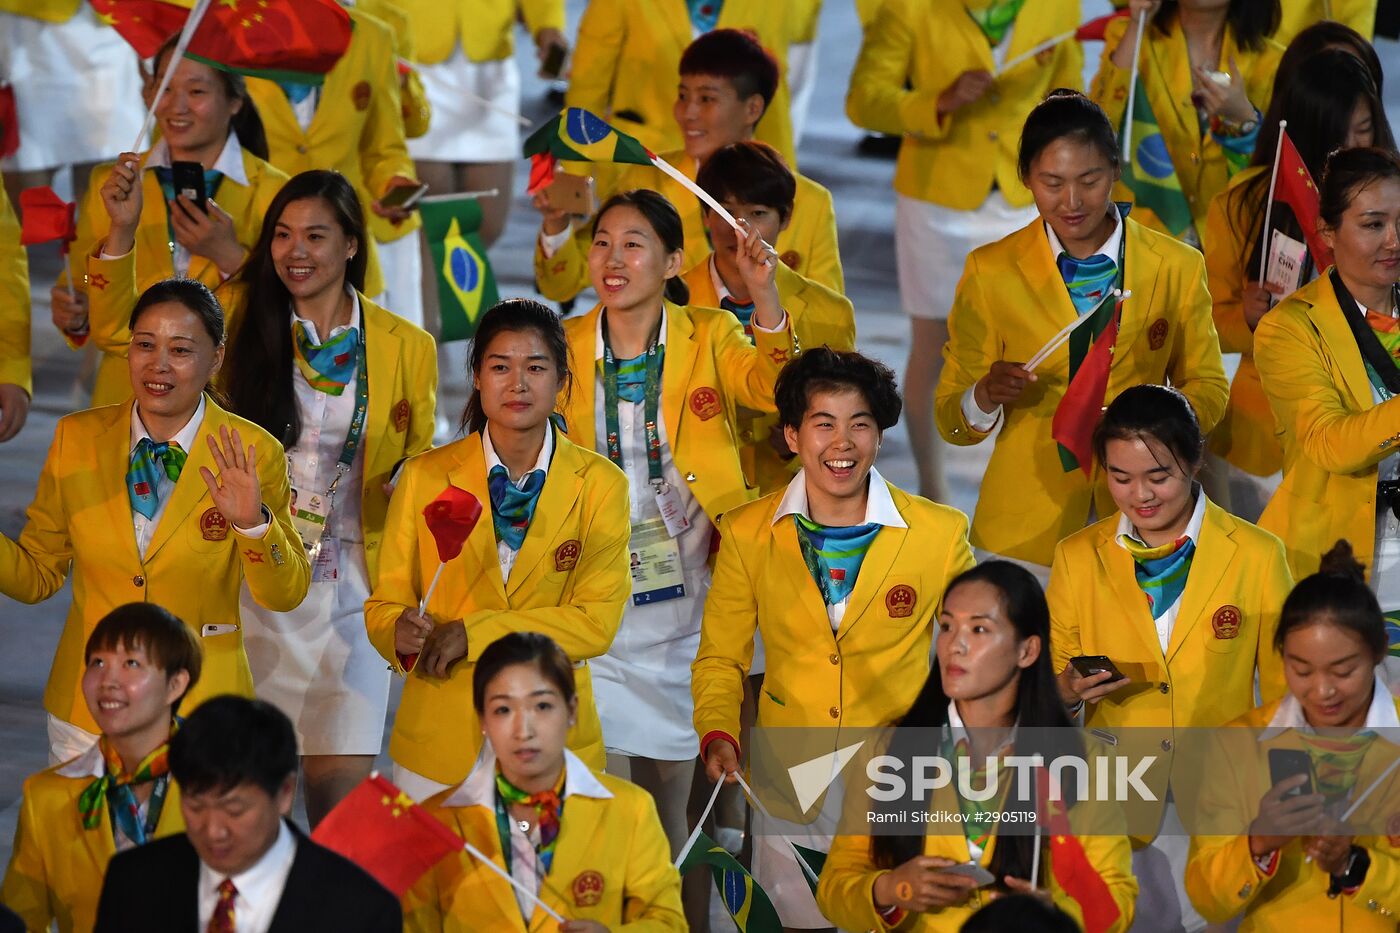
[{"left": 93, "top": 696, "right": 400, "bottom": 932}]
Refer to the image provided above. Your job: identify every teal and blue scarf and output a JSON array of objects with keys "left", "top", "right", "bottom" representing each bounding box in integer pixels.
[{"left": 794, "top": 514, "right": 882, "bottom": 605}]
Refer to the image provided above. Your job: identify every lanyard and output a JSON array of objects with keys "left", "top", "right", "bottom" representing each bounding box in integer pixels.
[
  {"left": 287, "top": 327, "right": 369, "bottom": 504},
  {"left": 601, "top": 314, "right": 665, "bottom": 487}
]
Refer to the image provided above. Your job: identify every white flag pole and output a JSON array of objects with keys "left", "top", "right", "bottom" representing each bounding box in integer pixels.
[
  {"left": 1120, "top": 11, "right": 1148, "bottom": 164},
  {"left": 673, "top": 776, "right": 726, "bottom": 868},
  {"left": 997, "top": 30, "right": 1074, "bottom": 76},
  {"left": 648, "top": 153, "right": 773, "bottom": 267},
  {"left": 132, "top": 0, "right": 214, "bottom": 153},
  {"left": 462, "top": 840, "right": 566, "bottom": 923},
  {"left": 418, "top": 562, "right": 445, "bottom": 615},
  {"left": 1258, "top": 120, "right": 1288, "bottom": 287},
  {"left": 731, "top": 770, "right": 822, "bottom": 886}
]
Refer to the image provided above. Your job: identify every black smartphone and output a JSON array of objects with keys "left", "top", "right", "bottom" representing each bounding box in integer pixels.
[
  {"left": 540, "top": 43, "right": 567, "bottom": 80},
  {"left": 378, "top": 182, "right": 429, "bottom": 211},
  {"left": 1268, "top": 748, "right": 1314, "bottom": 800},
  {"left": 1070, "top": 655, "right": 1126, "bottom": 682},
  {"left": 169, "top": 159, "right": 207, "bottom": 213}
]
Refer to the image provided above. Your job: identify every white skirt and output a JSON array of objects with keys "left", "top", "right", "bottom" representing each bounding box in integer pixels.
[
  {"left": 371, "top": 230, "right": 424, "bottom": 329},
  {"left": 895, "top": 190, "right": 1038, "bottom": 320},
  {"left": 408, "top": 49, "right": 520, "bottom": 163},
  {"left": 590, "top": 565, "right": 710, "bottom": 761},
  {"left": 0, "top": 6, "right": 145, "bottom": 171},
  {"left": 240, "top": 538, "right": 389, "bottom": 755}
]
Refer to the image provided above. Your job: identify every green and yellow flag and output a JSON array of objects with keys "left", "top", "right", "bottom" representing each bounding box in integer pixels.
[
  {"left": 677, "top": 830, "right": 782, "bottom": 933},
  {"left": 523, "top": 108, "right": 655, "bottom": 166},
  {"left": 1121, "top": 76, "right": 1194, "bottom": 238},
  {"left": 420, "top": 196, "right": 498, "bottom": 342}
]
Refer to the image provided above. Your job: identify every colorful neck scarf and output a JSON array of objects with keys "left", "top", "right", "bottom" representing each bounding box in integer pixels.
[
  {"left": 686, "top": 0, "right": 723, "bottom": 32},
  {"left": 1298, "top": 731, "right": 1379, "bottom": 806},
  {"left": 793, "top": 514, "right": 882, "bottom": 605},
  {"left": 947, "top": 736, "right": 1011, "bottom": 853},
  {"left": 127, "top": 438, "right": 187, "bottom": 521},
  {"left": 277, "top": 80, "right": 317, "bottom": 105},
  {"left": 1056, "top": 251, "right": 1119, "bottom": 315},
  {"left": 610, "top": 345, "right": 664, "bottom": 405},
  {"left": 77, "top": 728, "right": 176, "bottom": 844},
  {"left": 965, "top": 0, "right": 1026, "bottom": 45},
  {"left": 1119, "top": 533, "right": 1196, "bottom": 621},
  {"left": 495, "top": 769, "right": 565, "bottom": 871},
  {"left": 152, "top": 166, "right": 223, "bottom": 205},
  {"left": 1365, "top": 309, "right": 1400, "bottom": 366},
  {"left": 292, "top": 321, "right": 360, "bottom": 396},
  {"left": 720, "top": 296, "right": 756, "bottom": 343},
  {"left": 488, "top": 464, "right": 547, "bottom": 551}
]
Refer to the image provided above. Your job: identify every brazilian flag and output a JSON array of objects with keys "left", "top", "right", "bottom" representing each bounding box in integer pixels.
[
  {"left": 791, "top": 843, "right": 827, "bottom": 896},
  {"left": 523, "top": 107, "right": 655, "bottom": 166},
  {"left": 677, "top": 831, "right": 782, "bottom": 932},
  {"left": 419, "top": 196, "right": 498, "bottom": 342},
  {"left": 1121, "top": 76, "right": 1195, "bottom": 238},
  {"left": 1385, "top": 611, "right": 1400, "bottom": 658}
]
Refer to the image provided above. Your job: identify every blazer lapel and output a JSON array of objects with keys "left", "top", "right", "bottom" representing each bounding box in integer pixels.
[
  {"left": 362, "top": 298, "right": 403, "bottom": 482},
  {"left": 1167, "top": 502, "right": 1235, "bottom": 662},
  {"left": 1116, "top": 221, "right": 1163, "bottom": 353},
  {"left": 1309, "top": 289, "right": 1377, "bottom": 411},
  {"left": 528, "top": 797, "right": 607, "bottom": 932},
  {"left": 661, "top": 303, "right": 700, "bottom": 455},
  {"left": 774, "top": 515, "right": 839, "bottom": 639},
  {"left": 664, "top": 0, "right": 694, "bottom": 50},
  {"left": 445, "top": 435, "right": 509, "bottom": 606},
  {"left": 96, "top": 403, "right": 143, "bottom": 567},
  {"left": 563, "top": 310, "right": 599, "bottom": 452},
  {"left": 1147, "top": 28, "right": 1199, "bottom": 144},
  {"left": 1015, "top": 226, "right": 1081, "bottom": 333},
  {"left": 838, "top": 521, "right": 907, "bottom": 642},
  {"left": 508, "top": 435, "right": 584, "bottom": 599},
  {"left": 1096, "top": 531, "right": 1163, "bottom": 661},
  {"left": 144, "top": 398, "right": 219, "bottom": 560}
]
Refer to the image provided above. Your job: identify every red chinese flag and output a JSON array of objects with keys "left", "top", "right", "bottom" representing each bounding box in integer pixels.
[
  {"left": 1275, "top": 129, "right": 1334, "bottom": 270},
  {"left": 1051, "top": 300, "right": 1122, "bottom": 477},
  {"left": 186, "top": 0, "right": 352, "bottom": 83},
  {"left": 311, "top": 774, "right": 463, "bottom": 897},
  {"left": 18, "top": 187, "right": 77, "bottom": 252},
  {"left": 422, "top": 485, "right": 482, "bottom": 563},
  {"left": 1075, "top": 9, "right": 1130, "bottom": 41},
  {"left": 90, "top": 0, "right": 189, "bottom": 58},
  {"left": 1038, "top": 771, "right": 1121, "bottom": 933},
  {"left": 0, "top": 84, "right": 17, "bottom": 160}
]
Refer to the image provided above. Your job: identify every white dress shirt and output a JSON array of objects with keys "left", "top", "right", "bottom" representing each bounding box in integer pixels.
[
  {"left": 129, "top": 395, "right": 207, "bottom": 557},
  {"left": 770, "top": 466, "right": 908, "bottom": 630},
  {"left": 196, "top": 819, "right": 297, "bottom": 933},
  {"left": 481, "top": 423, "right": 555, "bottom": 584},
  {"left": 1115, "top": 488, "right": 1208, "bottom": 655},
  {"left": 961, "top": 203, "right": 1126, "bottom": 433}
]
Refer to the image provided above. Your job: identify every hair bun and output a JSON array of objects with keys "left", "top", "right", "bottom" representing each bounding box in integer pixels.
[{"left": 1318, "top": 539, "right": 1367, "bottom": 582}]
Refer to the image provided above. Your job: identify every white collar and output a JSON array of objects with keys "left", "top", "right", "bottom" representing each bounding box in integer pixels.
[
  {"left": 54, "top": 741, "right": 105, "bottom": 779},
  {"left": 482, "top": 423, "right": 554, "bottom": 484},
  {"left": 946, "top": 701, "right": 1018, "bottom": 756},
  {"left": 1044, "top": 202, "right": 1124, "bottom": 268},
  {"left": 1260, "top": 672, "right": 1400, "bottom": 740},
  {"left": 1116, "top": 485, "right": 1208, "bottom": 551},
  {"left": 707, "top": 255, "right": 746, "bottom": 306},
  {"left": 201, "top": 819, "right": 297, "bottom": 903},
  {"left": 441, "top": 744, "right": 613, "bottom": 809},
  {"left": 292, "top": 288, "right": 361, "bottom": 345},
  {"left": 130, "top": 394, "right": 207, "bottom": 457},
  {"left": 145, "top": 132, "right": 250, "bottom": 188},
  {"left": 594, "top": 306, "right": 668, "bottom": 361},
  {"left": 771, "top": 466, "right": 908, "bottom": 529}
]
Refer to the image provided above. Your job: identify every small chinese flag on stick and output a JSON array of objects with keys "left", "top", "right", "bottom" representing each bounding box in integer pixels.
[
  {"left": 18, "top": 187, "right": 76, "bottom": 251},
  {"left": 1274, "top": 128, "right": 1333, "bottom": 270}
]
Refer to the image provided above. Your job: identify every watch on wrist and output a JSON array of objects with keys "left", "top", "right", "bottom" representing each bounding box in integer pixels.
[{"left": 1328, "top": 845, "right": 1371, "bottom": 897}]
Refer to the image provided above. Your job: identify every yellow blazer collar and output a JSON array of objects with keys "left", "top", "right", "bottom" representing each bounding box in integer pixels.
[
  {"left": 441, "top": 745, "right": 613, "bottom": 809},
  {"left": 1300, "top": 274, "right": 1379, "bottom": 411}
]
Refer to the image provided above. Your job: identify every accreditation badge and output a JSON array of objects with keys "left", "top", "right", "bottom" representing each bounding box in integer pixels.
[
  {"left": 312, "top": 537, "right": 341, "bottom": 583},
  {"left": 628, "top": 518, "right": 685, "bottom": 606},
  {"left": 653, "top": 482, "right": 691, "bottom": 538},
  {"left": 290, "top": 485, "right": 330, "bottom": 558}
]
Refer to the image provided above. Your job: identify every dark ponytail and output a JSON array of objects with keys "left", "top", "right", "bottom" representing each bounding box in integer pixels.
[
  {"left": 153, "top": 35, "right": 268, "bottom": 161},
  {"left": 460, "top": 298, "right": 572, "bottom": 436},
  {"left": 593, "top": 189, "right": 690, "bottom": 306}
]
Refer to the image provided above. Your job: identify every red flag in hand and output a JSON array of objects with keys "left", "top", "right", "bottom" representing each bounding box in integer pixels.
[
  {"left": 18, "top": 187, "right": 77, "bottom": 253},
  {"left": 527, "top": 152, "right": 558, "bottom": 197},
  {"left": 423, "top": 485, "right": 483, "bottom": 563},
  {"left": 0, "top": 83, "right": 17, "bottom": 160},
  {"left": 1038, "top": 770, "right": 1121, "bottom": 933},
  {"left": 311, "top": 774, "right": 463, "bottom": 897},
  {"left": 1075, "top": 9, "right": 1130, "bottom": 41},
  {"left": 90, "top": 0, "right": 189, "bottom": 58},
  {"left": 1052, "top": 299, "right": 1122, "bottom": 476},
  {"left": 1275, "top": 128, "right": 1334, "bottom": 271}
]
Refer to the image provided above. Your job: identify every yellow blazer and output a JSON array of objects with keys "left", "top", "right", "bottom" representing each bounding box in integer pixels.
[
  {"left": 535, "top": 151, "right": 843, "bottom": 302},
  {"left": 1090, "top": 15, "right": 1282, "bottom": 249},
  {"left": 818, "top": 786, "right": 1137, "bottom": 932},
  {"left": 1203, "top": 166, "right": 1283, "bottom": 476},
  {"left": 565, "top": 0, "right": 795, "bottom": 163},
  {"left": 1254, "top": 273, "right": 1400, "bottom": 579},
  {"left": 0, "top": 744, "right": 185, "bottom": 933},
  {"left": 0, "top": 180, "right": 31, "bottom": 395},
  {"left": 403, "top": 754, "right": 685, "bottom": 932},
  {"left": 0, "top": 397, "right": 310, "bottom": 733},
  {"left": 363, "top": 431, "right": 631, "bottom": 785},
  {"left": 0, "top": 0, "right": 77, "bottom": 21},
  {"left": 683, "top": 259, "right": 856, "bottom": 493},
  {"left": 846, "top": 0, "right": 1083, "bottom": 209},
  {"left": 692, "top": 480, "right": 972, "bottom": 745},
  {"left": 246, "top": 8, "right": 415, "bottom": 284},
  {"left": 1184, "top": 694, "right": 1400, "bottom": 931},
  {"left": 558, "top": 300, "right": 796, "bottom": 523},
  {"left": 76, "top": 147, "right": 289, "bottom": 407},
  {"left": 935, "top": 216, "right": 1229, "bottom": 565},
  {"left": 395, "top": 0, "right": 563, "bottom": 65},
  {"left": 1047, "top": 499, "right": 1291, "bottom": 832},
  {"left": 1277, "top": 0, "right": 1376, "bottom": 42}
]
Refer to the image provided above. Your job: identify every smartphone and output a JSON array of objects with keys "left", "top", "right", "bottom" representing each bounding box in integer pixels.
[
  {"left": 1268, "top": 748, "right": 1314, "bottom": 800},
  {"left": 942, "top": 862, "right": 996, "bottom": 887},
  {"left": 543, "top": 172, "right": 596, "bottom": 217},
  {"left": 539, "top": 43, "right": 567, "bottom": 80},
  {"left": 1070, "top": 655, "right": 1126, "bottom": 682},
  {"left": 170, "top": 159, "right": 207, "bottom": 213},
  {"left": 378, "top": 182, "right": 429, "bottom": 211}
]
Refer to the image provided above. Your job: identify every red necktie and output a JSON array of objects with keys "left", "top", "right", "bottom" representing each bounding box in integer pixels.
[{"left": 207, "top": 878, "right": 237, "bottom": 933}]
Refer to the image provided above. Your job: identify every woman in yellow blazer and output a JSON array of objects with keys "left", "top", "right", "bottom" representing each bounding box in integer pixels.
[
  {"left": 53, "top": 39, "right": 286, "bottom": 408},
  {"left": 536, "top": 30, "right": 842, "bottom": 303},
  {"left": 365, "top": 298, "right": 631, "bottom": 802},
  {"left": 216, "top": 170, "right": 436, "bottom": 827},
  {"left": 1203, "top": 47, "right": 1390, "bottom": 495},
  {"left": 244, "top": 5, "right": 419, "bottom": 307},
  {"left": 937, "top": 92, "right": 1228, "bottom": 571},
  {"left": 0, "top": 178, "right": 31, "bottom": 442},
  {"left": 847, "top": 0, "right": 1084, "bottom": 503},
  {"left": 0, "top": 279, "right": 309, "bottom": 764},
  {"left": 817, "top": 561, "right": 1138, "bottom": 932},
  {"left": 694, "top": 347, "right": 973, "bottom": 926},
  {"left": 1090, "top": 0, "right": 1284, "bottom": 251},
  {"left": 556, "top": 188, "right": 795, "bottom": 862},
  {"left": 566, "top": 0, "right": 794, "bottom": 164},
  {"left": 1, "top": 603, "right": 199, "bottom": 933},
  {"left": 1185, "top": 542, "right": 1400, "bottom": 931},
  {"left": 403, "top": 632, "right": 684, "bottom": 932}
]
